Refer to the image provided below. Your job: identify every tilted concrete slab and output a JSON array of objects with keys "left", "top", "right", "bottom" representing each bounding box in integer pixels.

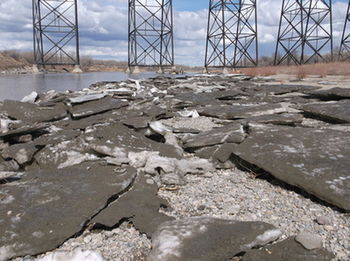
[
  {"left": 233, "top": 125, "right": 350, "bottom": 211},
  {"left": 0, "top": 162, "right": 137, "bottom": 260}
]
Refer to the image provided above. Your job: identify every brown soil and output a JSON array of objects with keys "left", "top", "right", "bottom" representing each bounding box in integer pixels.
[{"left": 0, "top": 52, "right": 30, "bottom": 70}]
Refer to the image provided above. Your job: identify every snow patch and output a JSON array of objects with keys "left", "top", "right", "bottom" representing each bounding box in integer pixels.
[
  {"left": 37, "top": 248, "right": 105, "bottom": 261},
  {"left": 150, "top": 231, "right": 182, "bottom": 260},
  {"left": 0, "top": 245, "right": 15, "bottom": 261},
  {"left": 21, "top": 91, "right": 38, "bottom": 103},
  {"left": 58, "top": 151, "right": 98, "bottom": 169},
  {"left": 241, "top": 228, "right": 282, "bottom": 250}
]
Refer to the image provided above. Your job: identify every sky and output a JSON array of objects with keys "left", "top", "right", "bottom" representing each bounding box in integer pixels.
[{"left": 0, "top": 0, "right": 349, "bottom": 66}]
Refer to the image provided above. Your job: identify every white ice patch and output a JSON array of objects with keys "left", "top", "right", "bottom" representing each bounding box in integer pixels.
[
  {"left": 0, "top": 245, "right": 15, "bottom": 261},
  {"left": 128, "top": 151, "right": 159, "bottom": 168},
  {"left": 241, "top": 228, "right": 282, "bottom": 250},
  {"left": 21, "top": 91, "right": 38, "bottom": 103},
  {"left": 58, "top": 151, "right": 98, "bottom": 169},
  {"left": 149, "top": 121, "right": 173, "bottom": 135},
  {"left": 282, "top": 145, "right": 298, "bottom": 153},
  {"left": 177, "top": 109, "right": 200, "bottom": 118},
  {"left": 90, "top": 145, "right": 128, "bottom": 160},
  {"left": 36, "top": 248, "right": 105, "bottom": 261},
  {"left": 0, "top": 119, "right": 21, "bottom": 133},
  {"left": 151, "top": 232, "right": 182, "bottom": 260}
]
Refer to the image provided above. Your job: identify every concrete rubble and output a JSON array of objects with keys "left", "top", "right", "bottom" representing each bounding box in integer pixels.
[{"left": 0, "top": 74, "right": 349, "bottom": 261}]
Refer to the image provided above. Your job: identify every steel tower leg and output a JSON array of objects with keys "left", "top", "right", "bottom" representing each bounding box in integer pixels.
[
  {"left": 303, "top": 0, "right": 333, "bottom": 63},
  {"left": 275, "top": 0, "right": 332, "bottom": 65},
  {"left": 339, "top": 0, "right": 350, "bottom": 60},
  {"left": 274, "top": 0, "right": 305, "bottom": 65},
  {"left": 128, "top": 0, "right": 174, "bottom": 70},
  {"left": 32, "top": 0, "right": 80, "bottom": 67},
  {"left": 204, "top": 0, "right": 258, "bottom": 70}
]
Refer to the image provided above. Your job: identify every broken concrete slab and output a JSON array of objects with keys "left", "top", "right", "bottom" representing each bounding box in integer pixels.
[
  {"left": 2, "top": 142, "right": 38, "bottom": 165},
  {"left": 0, "top": 123, "right": 49, "bottom": 140},
  {"left": 183, "top": 123, "right": 246, "bottom": 150},
  {"left": 37, "top": 91, "right": 67, "bottom": 107},
  {"left": 34, "top": 137, "right": 97, "bottom": 169},
  {"left": 195, "top": 143, "right": 239, "bottom": 165},
  {"left": 198, "top": 103, "right": 287, "bottom": 120},
  {"left": 35, "top": 122, "right": 181, "bottom": 169},
  {"left": 243, "top": 237, "right": 334, "bottom": 261},
  {"left": 58, "top": 110, "right": 123, "bottom": 130},
  {"left": 122, "top": 116, "right": 152, "bottom": 130},
  {"left": 148, "top": 217, "right": 281, "bottom": 261},
  {"left": 84, "top": 123, "right": 181, "bottom": 159},
  {"left": 91, "top": 173, "right": 173, "bottom": 237},
  {"left": 142, "top": 154, "right": 214, "bottom": 185},
  {"left": 233, "top": 125, "right": 350, "bottom": 211},
  {"left": 69, "top": 93, "right": 107, "bottom": 104},
  {"left": 0, "top": 159, "right": 19, "bottom": 172},
  {"left": 240, "top": 113, "right": 304, "bottom": 126},
  {"left": 33, "top": 129, "right": 81, "bottom": 147},
  {"left": 209, "top": 89, "right": 242, "bottom": 100},
  {"left": 301, "top": 100, "right": 350, "bottom": 123},
  {"left": 1, "top": 100, "right": 67, "bottom": 123},
  {"left": 174, "top": 92, "right": 222, "bottom": 107},
  {"left": 305, "top": 87, "right": 350, "bottom": 100},
  {"left": 259, "top": 84, "right": 320, "bottom": 95},
  {"left": 69, "top": 96, "right": 128, "bottom": 119},
  {"left": 0, "top": 162, "right": 137, "bottom": 260}
]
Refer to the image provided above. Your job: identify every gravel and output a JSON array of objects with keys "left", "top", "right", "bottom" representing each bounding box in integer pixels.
[
  {"left": 158, "top": 168, "right": 350, "bottom": 261},
  {"left": 160, "top": 116, "right": 223, "bottom": 132}
]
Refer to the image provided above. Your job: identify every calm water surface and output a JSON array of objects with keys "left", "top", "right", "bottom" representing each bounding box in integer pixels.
[{"left": 0, "top": 71, "right": 164, "bottom": 101}]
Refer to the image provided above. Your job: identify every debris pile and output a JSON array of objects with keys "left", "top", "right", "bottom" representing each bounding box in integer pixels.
[{"left": 1, "top": 75, "right": 349, "bottom": 261}]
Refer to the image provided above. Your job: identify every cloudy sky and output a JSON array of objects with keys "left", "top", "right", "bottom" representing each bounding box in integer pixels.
[{"left": 0, "top": 0, "right": 348, "bottom": 66}]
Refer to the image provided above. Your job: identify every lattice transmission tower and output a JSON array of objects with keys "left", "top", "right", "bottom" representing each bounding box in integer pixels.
[
  {"left": 32, "top": 0, "right": 80, "bottom": 67},
  {"left": 339, "top": 0, "right": 350, "bottom": 60},
  {"left": 128, "top": 0, "right": 174, "bottom": 70},
  {"left": 275, "top": 0, "right": 333, "bottom": 65},
  {"left": 204, "top": 0, "right": 258, "bottom": 70}
]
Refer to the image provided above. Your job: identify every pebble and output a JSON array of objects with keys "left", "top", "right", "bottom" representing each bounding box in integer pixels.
[{"left": 316, "top": 215, "right": 331, "bottom": 225}]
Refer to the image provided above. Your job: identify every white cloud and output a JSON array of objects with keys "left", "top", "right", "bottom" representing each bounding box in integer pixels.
[{"left": 0, "top": 0, "right": 348, "bottom": 66}]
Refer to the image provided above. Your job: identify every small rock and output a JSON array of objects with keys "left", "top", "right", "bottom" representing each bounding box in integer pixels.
[
  {"left": 295, "top": 232, "right": 323, "bottom": 250},
  {"left": 324, "top": 225, "right": 334, "bottom": 231},
  {"left": 197, "top": 205, "right": 206, "bottom": 211},
  {"left": 16, "top": 134, "right": 33, "bottom": 143},
  {"left": 315, "top": 215, "right": 331, "bottom": 225}
]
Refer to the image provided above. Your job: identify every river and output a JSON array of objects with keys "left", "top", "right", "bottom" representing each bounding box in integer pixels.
[{"left": 0, "top": 71, "right": 167, "bottom": 101}]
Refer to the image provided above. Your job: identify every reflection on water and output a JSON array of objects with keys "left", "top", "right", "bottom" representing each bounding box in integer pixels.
[{"left": 0, "top": 71, "right": 162, "bottom": 101}]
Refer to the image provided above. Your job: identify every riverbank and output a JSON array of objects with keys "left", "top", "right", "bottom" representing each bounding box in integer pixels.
[{"left": 1, "top": 74, "right": 349, "bottom": 261}]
